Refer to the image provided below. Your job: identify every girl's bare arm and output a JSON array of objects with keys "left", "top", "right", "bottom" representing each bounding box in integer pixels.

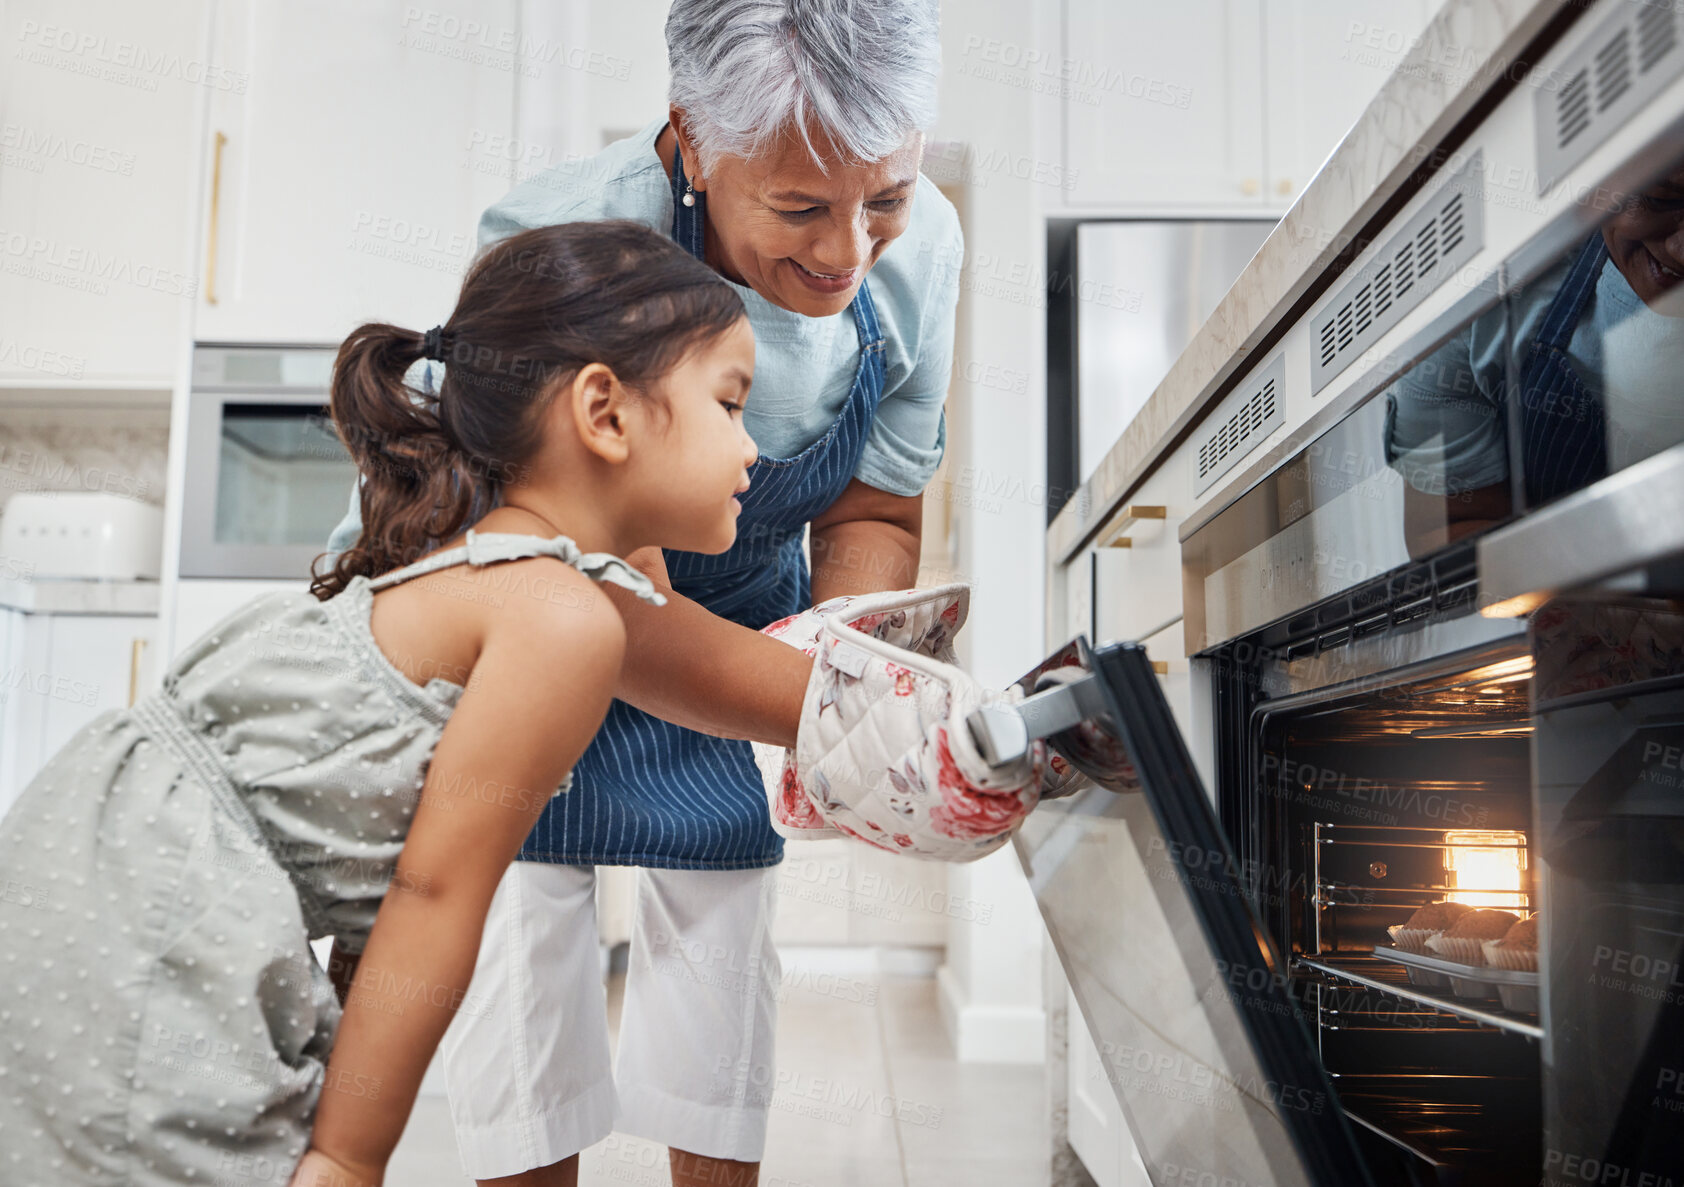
[
  {"left": 602, "top": 481, "right": 924, "bottom": 749},
  {"left": 297, "top": 562, "right": 625, "bottom": 1183}
]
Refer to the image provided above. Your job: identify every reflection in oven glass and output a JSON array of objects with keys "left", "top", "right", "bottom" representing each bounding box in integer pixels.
[
  {"left": 1382, "top": 153, "right": 1684, "bottom": 557},
  {"left": 1533, "top": 595, "right": 1684, "bottom": 1184}
]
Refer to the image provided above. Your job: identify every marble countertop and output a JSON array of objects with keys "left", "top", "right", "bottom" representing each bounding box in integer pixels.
[
  {"left": 1047, "top": 0, "right": 1572, "bottom": 564},
  {"left": 0, "top": 576, "right": 161, "bottom": 615}
]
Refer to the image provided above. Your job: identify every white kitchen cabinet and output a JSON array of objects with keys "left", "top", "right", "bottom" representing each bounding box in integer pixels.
[
  {"left": 1062, "top": 0, "right": 1267, "bottom": 210},
  {"left": 1089, "top": 516, "right": 1182, "bottom": 648},
  {"left": 771, "top": 838, "right": 950, "bottom": 949},
  {"left": 1062, "top": 0, "right": 1443, "bottom": 211},
  {"left": 1140, "top": 618, "right": 1191, "bottom": 736},
  {"left": 1086, "top": 453, "right": 1193, "bottom": 646},
  {"left": 1262, "top": 0, "right": 1439, "bottom": 202},
  {"left": 169, "top": 577, "right": 303, "bottom": 661},
  {"left": 1068, "top": 984, "right": 1150, "bottom": 1187},
  {"left": 193, "top": 0, "right": 517, "bottom": 344},
  {"left": 0, "top": 607, "right": 23, "bottom": 813},
  {"left": 0, "top": 0, "right": 207, "bottom": 386},
  {"left": 0, "top": 611, "right": 157, "bottom": 818}
]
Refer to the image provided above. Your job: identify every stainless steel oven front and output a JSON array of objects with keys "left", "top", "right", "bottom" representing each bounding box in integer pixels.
[
  {"left": 1023, "top": 1, "right": 1684, "bottom": 1178},
  {"left": 181, "top": 344, "right": 357, "bottom": 581}
]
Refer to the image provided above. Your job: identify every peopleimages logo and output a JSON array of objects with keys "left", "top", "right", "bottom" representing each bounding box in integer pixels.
[
  {"left": 14, "top": 20, "right": 248, "bottom": 92},
  {"left": 0, "top": 228, "right": 197, "bottom": 298},
  {"left": 0, "top": 123, "right": 136, "bottom": 174}
]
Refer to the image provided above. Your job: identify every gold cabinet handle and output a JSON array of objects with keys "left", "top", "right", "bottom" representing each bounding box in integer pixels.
[
  {"left": 1241, "top": 177, "right": 1260, "bottom": 196},
  {"left": 1097, "top": 505, "right": 1169, "bottom": 549},
  {"left": 127, "top": 637, "right": 148, "bottom": 706},
  {"left": 206, "top": 131, "right": 227, "bottom": 305},
  {"left": 1277, "top": 178, "right": 1294, "bottom": 196},
  {"left": 1150, "top": 660, "right": 1170, "bottom": 676}
]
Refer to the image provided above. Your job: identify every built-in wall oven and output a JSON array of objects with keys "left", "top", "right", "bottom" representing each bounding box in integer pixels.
[
  {"left": 181, "top": 344, "right": 357, "bottom": 580},
  {"left": 1019, "top": 1, "right": 1684, "bottom": 1182}
]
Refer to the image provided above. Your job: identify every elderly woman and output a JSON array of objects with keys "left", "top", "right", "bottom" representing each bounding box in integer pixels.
[{"left": 323, "top": 2, "right": 959, "bottom": 1185}]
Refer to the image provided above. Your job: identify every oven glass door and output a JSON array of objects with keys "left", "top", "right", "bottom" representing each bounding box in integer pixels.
[
  {"left": 1531, "top": 595, "right": 1684, "bottom": 1180},
  {"left": 181, "top": 388, "right": 358, "bottom": 580},
  {"left": 215, "top": 401, "right": 356, "bottom": 548},
  {"left": 1014, "top": 642, "right": 1375, "bottom": 1187}
]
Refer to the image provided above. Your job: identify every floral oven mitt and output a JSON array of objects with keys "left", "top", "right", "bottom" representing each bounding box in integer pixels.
[{"left": 751, "top": 584, "right": 1047, "bottom": 863}]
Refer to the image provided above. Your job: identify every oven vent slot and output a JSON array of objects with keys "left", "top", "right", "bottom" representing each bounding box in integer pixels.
[
  {"left": 1193, "top": 353, "right": 1285, "bottom": 495},
  {"left": 1639, "top": 2, "right": 1677, "bottom": 74},
  {"left": 1309, "top": 154, "right": 1485, "bottom": 396},
  {"left": 1537, "top": 0, "right": 1684, "bottom": 191},
  {"left": 1557, "top": 69, "right": 1593, "bottom": 150},
  {"left": 1595, "top": 27, "right": 1632, "bottom": 112}
]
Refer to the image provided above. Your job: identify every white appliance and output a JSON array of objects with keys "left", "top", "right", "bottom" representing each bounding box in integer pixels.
[{"left": 0, "top": 492, "right": 164, "bottom": 580}]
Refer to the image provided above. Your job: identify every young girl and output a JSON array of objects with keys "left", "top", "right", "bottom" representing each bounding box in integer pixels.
[{"left": 0, "top": 220, "right": 757, "bottom": 1187}]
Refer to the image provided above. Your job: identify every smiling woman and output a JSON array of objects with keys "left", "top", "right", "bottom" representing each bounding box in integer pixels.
[{"left": 318, "top": 3, "right": 966, "bottom": 1187}]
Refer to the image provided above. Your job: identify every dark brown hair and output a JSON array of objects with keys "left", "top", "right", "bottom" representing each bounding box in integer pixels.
[{"left": 310, "top": 220, "right": 745, "bottom": 599}]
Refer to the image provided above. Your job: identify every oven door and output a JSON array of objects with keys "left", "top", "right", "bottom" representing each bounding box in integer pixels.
[
  {"left": 1478, "top": 446, "right": 1684, "bottom": 1181},
  {"left": 181, "top": 346, "right": 358, "bottom": 580},
  {"left": 1011, "top": 641, "right": 1377, "bottom": 1187}
]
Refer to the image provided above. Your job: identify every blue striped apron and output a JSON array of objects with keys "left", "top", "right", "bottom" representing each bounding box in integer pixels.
[
  {"left": 518, "top": 140, "right": 889, "bottom": 869},
  {"left": 1519, "top": 234, "right": 1609, "bottom": 506}
]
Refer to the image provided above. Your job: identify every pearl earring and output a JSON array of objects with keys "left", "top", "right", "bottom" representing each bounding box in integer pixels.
[{"left": 682, "top": 181, "right": 696, "bottom": 207}]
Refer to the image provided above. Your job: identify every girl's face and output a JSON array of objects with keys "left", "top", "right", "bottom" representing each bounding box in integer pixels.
[
  {"left": 631, "top": 317, "right": 759, "bottom": 554},
  {"left": 689, "top": 121, "right": 922, "bottom": 319}
]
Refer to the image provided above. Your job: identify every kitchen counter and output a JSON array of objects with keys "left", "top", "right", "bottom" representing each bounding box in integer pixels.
[
  {"left": 0, "top": 576, "right": 161, "bottom": 615},
  {"left": 1047, "top": 0, "right": 1572, "bottom": 565}
]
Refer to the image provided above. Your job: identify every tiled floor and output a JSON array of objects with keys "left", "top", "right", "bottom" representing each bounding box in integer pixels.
[{"left": 386, "top": 963, "right": 1049, "bottom": 1187}]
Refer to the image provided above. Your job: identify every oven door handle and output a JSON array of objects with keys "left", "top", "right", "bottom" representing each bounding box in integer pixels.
[
  {"left": 966, "top": 671, "right": 1110, "bottom": 768},
  {"left": 1479, "top": 439, "right": 1684, "bottom": 613}
]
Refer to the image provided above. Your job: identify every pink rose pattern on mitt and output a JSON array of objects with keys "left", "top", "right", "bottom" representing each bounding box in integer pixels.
[{"left": 780, "top": 585, "right": 1045, "bottom": 862}]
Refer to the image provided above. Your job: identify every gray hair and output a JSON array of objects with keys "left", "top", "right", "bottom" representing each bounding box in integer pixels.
[{"left": 665, "top": 0, "right": 940, "bottom": 174}]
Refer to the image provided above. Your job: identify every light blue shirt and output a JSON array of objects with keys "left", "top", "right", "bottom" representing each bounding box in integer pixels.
[
  {"left": 327, "top": 118, "right": 961, "bottom": 554},
  {"left": 1384, "top": 254, "right": 1684, "bottom": 492}
]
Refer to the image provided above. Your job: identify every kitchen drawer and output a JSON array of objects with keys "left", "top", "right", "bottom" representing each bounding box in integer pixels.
[
  {"left": 1140, "top": 619, "right": 1192, "bottom": 738},
  {"left": 1087, "top": 512, "right": 1184, "bottom": 647},
  {"left": 0, "top": 611, "right": 158, "bottom": 819},
  {"left": 1085, "top": 463, "right": 1190, "bottom": 646}
]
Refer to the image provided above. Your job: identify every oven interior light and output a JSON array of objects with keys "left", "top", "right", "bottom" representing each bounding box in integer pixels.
[
  {"left": 1478, "top": 657, "right": 1534, "bottom": 681},
  {"left": 1443, "top": 830, "right": 1528, "bottom": 909}
]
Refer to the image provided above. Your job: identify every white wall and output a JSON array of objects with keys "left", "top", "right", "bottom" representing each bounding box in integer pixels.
[{"left": 925, "top": 0, "right": 1066, "bottom": 1063}]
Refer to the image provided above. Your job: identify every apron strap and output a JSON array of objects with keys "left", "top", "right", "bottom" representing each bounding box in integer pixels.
[
  {"left": 1519, "top": 233, "right": 1611, "bottom": 504},
  {"left": 1533, "top": 234, "right": 1609, "bottom": 351}
]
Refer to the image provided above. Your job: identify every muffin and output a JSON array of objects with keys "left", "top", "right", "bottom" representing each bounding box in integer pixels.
[
  {"left": 1426, "top": 909, "right": 1520, "bottom": 965},
  {"left": 1483, "top": 915, "right": 1539, "bottom": 972},
  {"left": 1388, "top": 900, "right": 1475, "bottom": 953}
]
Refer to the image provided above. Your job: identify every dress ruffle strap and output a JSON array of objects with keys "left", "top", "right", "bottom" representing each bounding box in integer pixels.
[{"left": 368, "top": 530, "right": 667, "bottom": 605}]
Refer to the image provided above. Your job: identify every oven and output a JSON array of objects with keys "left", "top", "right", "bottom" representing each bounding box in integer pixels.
[
  {"left": 1013, "top": 2, "right": 1684, "bottom": 1181},
  {"left": 181, "top": 344, "right": 357, "bottom": 580}
]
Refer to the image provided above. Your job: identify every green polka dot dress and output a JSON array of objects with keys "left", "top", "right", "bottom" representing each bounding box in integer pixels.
[{"left": 0, "top": 531, "right": 661, "bottom": 1185}]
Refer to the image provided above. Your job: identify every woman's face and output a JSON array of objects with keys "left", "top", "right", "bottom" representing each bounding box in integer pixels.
[
  {"left": 630, "top": 316, "right": 759, "bottom": 555},
  {"left": 684, "top": 116, "right": 923, "bottom": 318},
  {"left": 1602, "top": 166, "right": 1684, "bottom": 314}
]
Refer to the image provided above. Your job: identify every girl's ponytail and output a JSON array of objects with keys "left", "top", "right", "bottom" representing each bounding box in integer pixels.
[
  {"left": 308, "top": 322, "right": 490, "bottom": 599},
  {"left": 308, "top": 220, "right": 745, "bottom": 601}
]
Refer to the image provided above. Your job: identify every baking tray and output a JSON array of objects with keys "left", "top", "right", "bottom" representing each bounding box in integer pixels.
[{"left": 1373, "top": 944, "right": 1539, "bottom": 1013}]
